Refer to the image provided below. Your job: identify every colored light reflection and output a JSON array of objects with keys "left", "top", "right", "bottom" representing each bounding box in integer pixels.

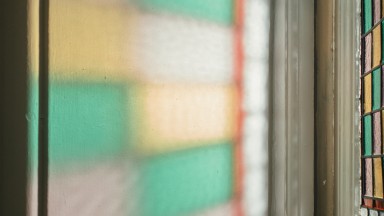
[
  {"left": 27, "top": 0, "right": 270, "bottom": 215},
  {"left": 46, "top": 0, "right": 239, "bottom": 215}
]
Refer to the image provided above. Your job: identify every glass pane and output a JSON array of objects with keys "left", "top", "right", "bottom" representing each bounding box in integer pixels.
[
  {"left": 364, "top": 0, "right": 373, "bottom": 33},
  {"left": 373, "top": 26, "right": 381, "bottom": 67},
  {"left": 364, "top": 74, "right": 372, "bottom": 113},
  {"left": 48, "top": 0, "right": 239, "bottom": 215},
  {"left": 361, "top": 0, "right": 384, "bottom": 212},
  {"left": 375, "top": 0, "right": 381, "bottom": 24},
  {"left": 373, "top": 112, "right": 381, "bottom": 155},
  {"left": 373, "top": 68, "right": 381, "bottom": 110},
  {"left": 47, "top": 0, "right": 270, "bottom": 215},
  {"left": 374, "top": 158, "right": 383, "bottom": 198},
  {"left": 364, "top": 115, "right": 373, "bottom": 156},
  {"left": 365, "top": 33, "right": 372, "bottom": 74}
]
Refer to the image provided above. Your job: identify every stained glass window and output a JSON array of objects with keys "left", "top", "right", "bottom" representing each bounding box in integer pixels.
[{"left": 361, "top": 0, "right": 384, "bottom": 214}]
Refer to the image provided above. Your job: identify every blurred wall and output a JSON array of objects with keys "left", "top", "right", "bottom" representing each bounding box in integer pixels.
[{"left": 0, "top": 1, "right": 29, "bottom": 215}]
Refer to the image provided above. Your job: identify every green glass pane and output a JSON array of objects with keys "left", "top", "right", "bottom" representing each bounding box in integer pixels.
[
  {"left": 365, "top": 0, "right": 373, "bottom": 33},
  {"left": 49, "top": 81, "right": 131, "bottom": 167},
  {"left": 137, "top": 0, "right": 234, "bottom": 25},
  {"left": 373, "top": 68, "right": 381, "bottom": 110},
  {"left": 141, "top": 142, "right": 234, "bottom": 216},
  {"left": 365, "top": 115, "right": 373, "bottom": 156}
]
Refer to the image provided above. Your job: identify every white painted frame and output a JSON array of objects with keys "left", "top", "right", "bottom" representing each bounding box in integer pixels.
[
  {"left": 334, "top": 0, "right": 361, "bottom": 215},
  {"left": 270, "top": 0, "right": 314, "bottom": 215},
  {"left": 271, "top": 0, "right": 362, "bottom": 215}
]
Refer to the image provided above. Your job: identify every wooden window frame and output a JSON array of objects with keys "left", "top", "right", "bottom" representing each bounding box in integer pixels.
[
  {"left": 334, "top": 0, "right": 360, "bottom": 215},
  {"left": 315, "top": 0, "right": 360, "bottom": 215},
  {"left": 270, "top": 0, "right": 315, "bottom": 215}
]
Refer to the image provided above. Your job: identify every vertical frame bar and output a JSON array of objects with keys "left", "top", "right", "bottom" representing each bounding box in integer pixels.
[
  {"left": 334, "top": 0, "right": 360, "bottom": 215},
  {"left": 38, "top": 0, "right": 49, "bottom": 215},
  {"left": 315, "top": 0, "right": 336, "bottom": 214},
  {"left": 270, "top": 0, "right": 314, "bottom": 215}
]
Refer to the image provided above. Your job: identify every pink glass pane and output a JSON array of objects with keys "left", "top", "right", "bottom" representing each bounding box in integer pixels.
[
  {"left": 366, "top": 158, "right": 373, "bottom": 197},
  {"left": 365, "top": 33, "right": 372, "bottom": 73}
]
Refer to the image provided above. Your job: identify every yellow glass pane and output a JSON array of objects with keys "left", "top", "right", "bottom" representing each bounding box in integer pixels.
[
  {"left": 136, "top": 84, "right": 236, "bottom": 154},
  {"left": 374, "top": 158, "right": 383, "bottom": 198},
  {"left": 373, "top": 26, "right": 381, "bottom": 67},
  {"left": 50, "top": 0, "right": 137, "bottom": 80}
]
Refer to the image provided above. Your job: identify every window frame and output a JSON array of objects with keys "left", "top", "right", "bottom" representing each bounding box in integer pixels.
[
  {"left": 270, "top": 0, "right": 315, "bottom": 215},
  {"left": 334, "top": 0, "right": 360, "bottom": 215},
  {"left": 315, "top": 0, "right": 361, "bottom": 215}
]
